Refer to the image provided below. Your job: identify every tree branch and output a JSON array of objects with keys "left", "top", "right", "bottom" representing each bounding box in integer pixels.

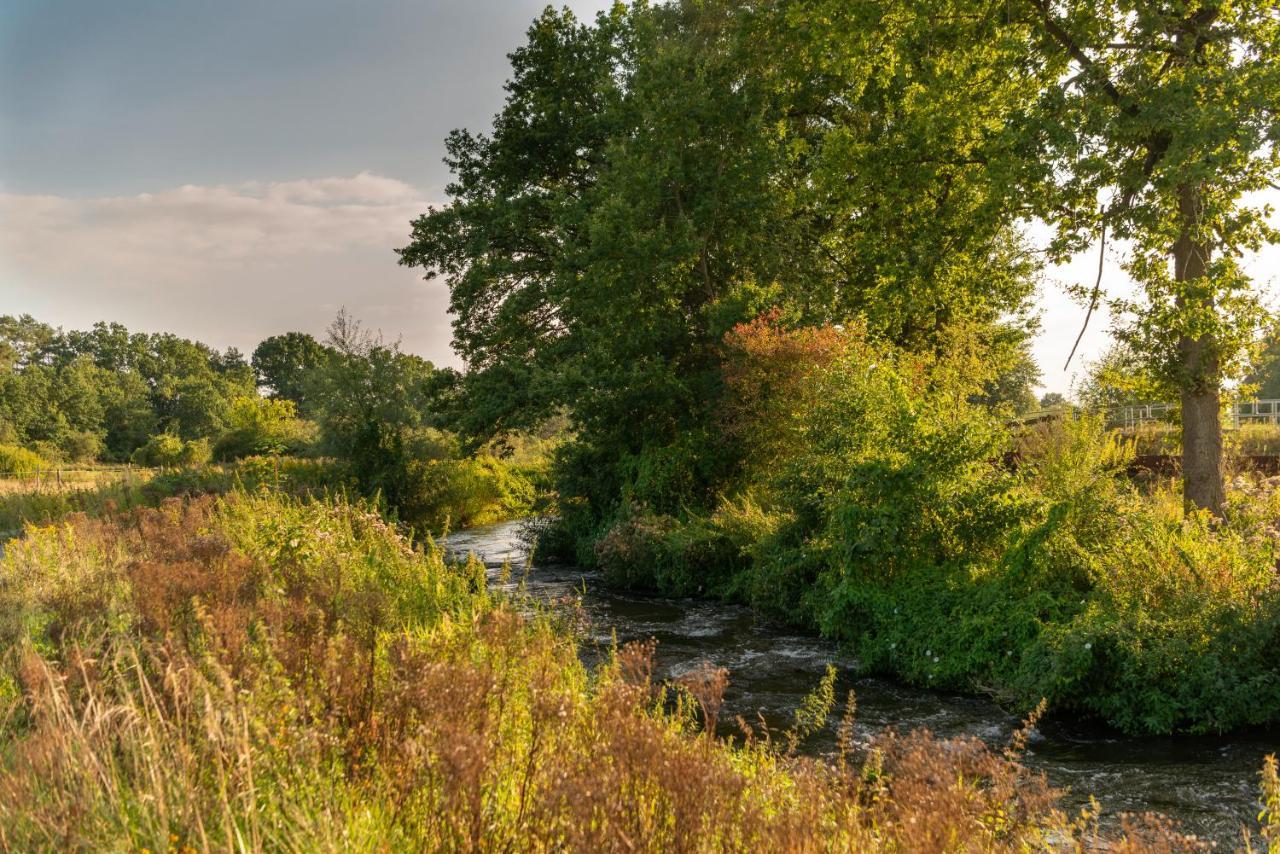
[
  {"left": 1026, "top": 0, "right": 1138, "bottom": 117},
  {"left": 1065, "top": 218, "right": 1108, "bottom": 371}
]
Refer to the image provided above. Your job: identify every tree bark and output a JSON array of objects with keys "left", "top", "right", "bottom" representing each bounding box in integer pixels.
[{"left": 1175, "top": 182, "right": 1225, "bottom": 517}]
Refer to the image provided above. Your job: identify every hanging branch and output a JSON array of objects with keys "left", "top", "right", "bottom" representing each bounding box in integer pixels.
[{"left": 1064, "top": 220, "right": 1108, "bottom": 371}]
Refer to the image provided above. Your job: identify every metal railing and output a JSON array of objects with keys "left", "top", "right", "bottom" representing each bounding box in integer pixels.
[{"left": 1111, "top": 400, "right": 1280, "bottom": 429}]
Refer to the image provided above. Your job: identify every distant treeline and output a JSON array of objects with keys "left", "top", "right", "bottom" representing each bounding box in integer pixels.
[
  {"left": 0, "top": 312, "right": 553, "bottom": 533},
  {"left": 0, "top": 312, "right": 455, "bottom": 465}
]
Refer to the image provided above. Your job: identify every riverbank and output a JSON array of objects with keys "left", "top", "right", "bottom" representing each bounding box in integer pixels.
[
  {"left": 572, "top": 384, "right": 1280, "bottom": 738},
  {"left": 453, "top": 520, "right": 1278, "bottom": 846},
  {"left": 0, "top": 488, "right": 1254, "bottom": 849}
]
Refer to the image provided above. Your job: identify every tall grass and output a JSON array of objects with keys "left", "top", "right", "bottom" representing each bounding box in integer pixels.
[
  {"left": 0, "top": 489, "right": 1221, "bottom": 850},
  {"left": 0, "top": 457, "right": 347, "bottom": 540}
]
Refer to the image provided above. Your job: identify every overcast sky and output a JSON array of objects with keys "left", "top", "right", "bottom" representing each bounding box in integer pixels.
[{"left": 0, "top": 0, "right": 1274, "bottom": 395}]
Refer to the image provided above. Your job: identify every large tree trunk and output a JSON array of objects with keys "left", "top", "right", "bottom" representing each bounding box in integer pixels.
[{"left": 1175, "top": 183, "right": 1225, "bottom": 517}]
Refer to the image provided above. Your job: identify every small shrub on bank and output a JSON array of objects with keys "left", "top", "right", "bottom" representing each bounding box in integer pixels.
[
  {"left": 130, "top": 433, "right": 212, "bottom": 468},
  {"left": 595, "top": 497, "right": 786, "bottom": 597},
  {"left": 399, "top": 454, "right": 537, "bottom": 534}
]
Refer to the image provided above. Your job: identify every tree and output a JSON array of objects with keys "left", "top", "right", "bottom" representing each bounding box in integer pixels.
[
  {"left": 400, "top": 2, "right": 1045, "bottom": 533},
  {"left": 1039, "top": 392, "right": 1068, "bottom": 409},
  {"left": 251, "top": 332, "right": 331, "bottom": 413},
  {"left": 1017, "top": 1, "right": 1279, "bottom": 515},
  {"left": 310, "top": 312, "right": 449, "bottom": 504},
  {"left": 971, "top": 331, "right": 1042, "bottom": 415},
  {"left": 0, "top": 315, "right": 56, "bottom": 372},
  {"left": 399, "top": 6, "right": 628, "bottom": 439},
  {"left": 0, "top": 314, "right": 257, "bottom": 460}
]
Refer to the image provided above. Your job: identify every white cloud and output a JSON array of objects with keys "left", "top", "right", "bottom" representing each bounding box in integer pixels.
[
  {"left": 0, "top": 173, "right": 459, "bottom": 366},
  {"left": 0, "top": 171, "right": 428, "bottom": 280}
]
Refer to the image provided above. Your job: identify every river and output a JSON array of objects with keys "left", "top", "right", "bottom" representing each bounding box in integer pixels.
[{"left": 444, "top": 520, "right": 1276, "bottom": 846}]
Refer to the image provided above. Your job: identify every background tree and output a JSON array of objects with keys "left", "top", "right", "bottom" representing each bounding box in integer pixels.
[
  {"left": 252, "top": 332, "right": 331, "bottom": 414},
  {"left": 1246, "top": 325, "right": 1280, "bottom": 400},
  {"left": 1039, "top": 392, "right": 1069, "bottom": 409},
  {"left": 0, "top": 315, "right": 255, "bottom": 461},
  {"left": 309, "top": 312, "right": 451, "bottom": 504}
]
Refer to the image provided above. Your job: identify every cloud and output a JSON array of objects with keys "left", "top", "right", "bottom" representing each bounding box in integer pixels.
[
  {"left": 0, "top": 171, "right": 428, "bottom": 280},
  {"left": 0, "top": 173, "right": 459, "bottom": 366}
]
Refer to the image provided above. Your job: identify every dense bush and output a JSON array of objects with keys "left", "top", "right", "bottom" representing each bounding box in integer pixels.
[
  {"left": 595, "top": 497, "right": 783, "bottom": 597},
  {"left": 212, "top": 395, "right": 316, "bottom": 461},
  {"left": 399, "top": 454, "right": 537, "bottom": 534},
  {"left": 56, "top": 429, "right": 103, "bottom": 463}
]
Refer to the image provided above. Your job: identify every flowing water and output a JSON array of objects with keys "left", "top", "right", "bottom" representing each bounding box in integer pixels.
[{"left": 444, "top": 521, "right": 1278, "bottom": 846}]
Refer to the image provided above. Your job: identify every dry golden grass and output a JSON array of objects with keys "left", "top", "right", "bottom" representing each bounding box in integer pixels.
[{"left": 0, "top": 466, "right": 149, "bottom": 496}]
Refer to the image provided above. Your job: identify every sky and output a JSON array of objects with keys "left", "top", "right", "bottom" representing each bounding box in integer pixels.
[{"left": 0, "top": 0, "right": 1275, "bottom": 396}]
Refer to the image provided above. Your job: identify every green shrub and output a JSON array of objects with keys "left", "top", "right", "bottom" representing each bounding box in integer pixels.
[
  {"left": 213, "top": 395, "right": 316, "bottom": 461},
  {"left": 797, "top": 414, "right": 1280, "bottom": 733},
  {"left": 1012, "top": 501, "right": 1280, "bottom": 734},
  {"left": 130, "top": 434, "right": 211, "bottom": 468},
  {"left": 398, "top": 455, "right": 536, "bottom": 534},
  {"left": 29, "top": 441, "right": 65, "bottom": 465},
  {"left": 57, "top": 430, "right": 103, "bottom": 463},
  {"left": 594, "top": 498, "right": 782, "bottom": 597},
  {"left": 0, "top": 445, "right": 46, "bottom": 478}
]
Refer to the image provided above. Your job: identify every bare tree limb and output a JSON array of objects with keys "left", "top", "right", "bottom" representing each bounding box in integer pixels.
[{"left": 1065, "top": 219, "right": 1108, "bottom": 371}]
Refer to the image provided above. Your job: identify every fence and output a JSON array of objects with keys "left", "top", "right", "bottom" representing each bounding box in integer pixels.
[
  {"left": 1111, "top": 400, "right": 1280, "bottom": 429},
  {"left": 1, "top": 465, "right": 142, "bottom": 490}
]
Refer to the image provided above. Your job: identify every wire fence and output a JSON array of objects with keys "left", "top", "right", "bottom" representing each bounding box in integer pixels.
[{"left": 1, "top": 465, "right": 146, "bottom": 490}]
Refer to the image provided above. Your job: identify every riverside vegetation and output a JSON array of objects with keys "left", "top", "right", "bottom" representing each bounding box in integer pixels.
[
  {"left": 397, "top": 2, "right": 1280, "bottom": 740},
  {"left": 584, "top": 317, "right": 1280, "bottom": 736},
  {"left": 6, "top": 0, "right": 1280, "bottom": 848},
  {"left": 2, "top": 483, "right": 1276, "bottom": 850}
]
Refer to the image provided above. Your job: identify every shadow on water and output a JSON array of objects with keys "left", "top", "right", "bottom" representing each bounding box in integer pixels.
[{"left": 443, "top": 520, "right": 1276, "bottom": 845}]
